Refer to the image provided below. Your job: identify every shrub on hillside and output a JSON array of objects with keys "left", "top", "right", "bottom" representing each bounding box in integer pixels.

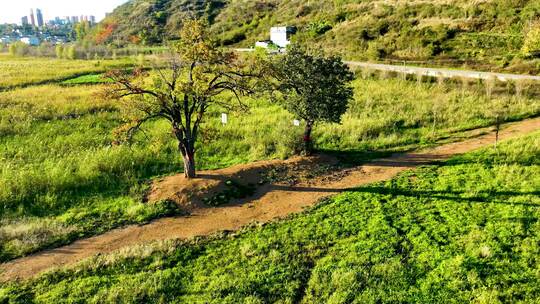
[
  {"left": 307, "top": 21, "right": 333, "bottom": 37},
  {"left": 366, "top": 41, "right": 387, "bottom": 60},
  {"left": 522, "top": 24, "right": 540, "bottom": 58},
  {"left": 221, "top": 30, "right": 247, "bottom": 45}
]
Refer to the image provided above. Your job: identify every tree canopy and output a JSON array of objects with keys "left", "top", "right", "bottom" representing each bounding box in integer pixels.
[
  {"left": 105, "top": 19, "right": 259, "bottom": 178},
  {"left": 271, "top": 45, "right": 354, "bottom": 154}
]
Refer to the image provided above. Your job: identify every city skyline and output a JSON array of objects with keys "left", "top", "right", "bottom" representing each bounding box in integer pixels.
[
  {"left": 21, "top": 9, "right": 98, "bottom": 27},
  {"left": 0, "top": 0, "right": 128, "bottom": 24}
]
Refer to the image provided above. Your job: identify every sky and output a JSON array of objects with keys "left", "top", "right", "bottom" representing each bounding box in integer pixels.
[{"left": 0, "top": 0, "right": 129, "bottom": 24}]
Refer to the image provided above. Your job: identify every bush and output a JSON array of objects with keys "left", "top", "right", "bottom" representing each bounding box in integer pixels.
[
  {"left": 67, "top": 45, "right": 77, "bottom": 60},
  {"left": 8, "top": 41, "right": 30, "bottom": 57},
  {"left": 522, "top": 24, "right": 540, "bottom": 57},
  {"left": 307, "top": 21, "right": 333, "bottom": 37},
  {"left": 221, "top": 31, "right": 247, "bottom": 46},
  {"left": 55, "top": 45, "right": 64, "bottom": 59},
  {"left": 366, "top": 42, "right": 387, "bottom": 60}
]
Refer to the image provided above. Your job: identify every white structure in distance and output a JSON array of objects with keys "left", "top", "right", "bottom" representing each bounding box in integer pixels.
[
  {"left": 271, "top": 27, "right": 295, "bottom": 48},
  {"left": 221, "top": 113, "right": 228, "bottom": 125},
  {"left": 20, "top": 36, "right": 40, "bottom": 46},
  {"left": 293, "top": 119, "right": 300, "bottom": 126},
  {"left": 256, "top": 26, "right": 296, "bottom": 50}
]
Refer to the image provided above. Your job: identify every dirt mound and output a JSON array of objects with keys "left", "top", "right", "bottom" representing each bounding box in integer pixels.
[{"left": 147, "top": 154, "right": 340, "bottom": 212}]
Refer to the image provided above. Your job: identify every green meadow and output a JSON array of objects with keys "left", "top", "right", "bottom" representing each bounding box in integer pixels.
[
  {"left": 2, "top": 129, "right": 539, "bottom": 303},
  {"left": 0, "top": 56, "right": 539, "bottom": 264},
  {"left": 0, "top": 54, "right": 132, "bottom": 90}
]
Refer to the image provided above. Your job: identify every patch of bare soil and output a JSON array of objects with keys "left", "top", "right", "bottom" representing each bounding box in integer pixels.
[
  {"left": 1, "top": 116, "right": 539, "bottom": 282},
  {"left": 147, "top": 154, "right": 340, "bottom": 212}
]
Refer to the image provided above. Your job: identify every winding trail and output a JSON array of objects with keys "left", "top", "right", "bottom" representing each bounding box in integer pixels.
[{"left": 1, "top": 117, "right": 540, "bottom": 282}]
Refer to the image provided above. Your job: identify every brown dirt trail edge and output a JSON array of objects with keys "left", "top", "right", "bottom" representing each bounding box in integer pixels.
[{"left": 1, "top": 117, "right": 539, "bottom": 282}]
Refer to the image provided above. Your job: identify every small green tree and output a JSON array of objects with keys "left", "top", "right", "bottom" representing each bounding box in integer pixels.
[
  {"left": 522, "top": 24, "right": 540, "bottom": 57},
  {"left": 62, "top": 46, "right": 70, "bottom": 59},
  {"left": 37, "top": 42, "right": 50, "bottom": 57},
  {"left": 8, "top": 43, "right": 17, "bottom": 56},
  {"left": 8, "top": 42, "right": 29, "bottom": 57},
  {"left": 75, "top": 21, "right": 91, "bottom": 41},
  {"left": 55, "top": 44, "right": 64, "bottom": 59},
  {"left": 67, "top": 45, "right": 77, "bottom": 60},
  {"left": 271, "top": 45, "right": 354, "bottom": 155}
]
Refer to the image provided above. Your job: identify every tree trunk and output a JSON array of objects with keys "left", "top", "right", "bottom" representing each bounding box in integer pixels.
[
  {"left": 177, "top": 131, "right": 197, "bottom": 178},
  {"left": 174, "top": 125, "right": 198, "bottom": 179},
  {"left": 182, "top": 151, "right": 196, "bottom": 178},
  {"left": 303, "top": 121, "right": 314, "bottom": 156}
]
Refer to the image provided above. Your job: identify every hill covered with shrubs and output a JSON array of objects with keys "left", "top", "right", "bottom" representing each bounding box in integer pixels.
[{"left": 97, "top": 0, "right": 540, "bottom": 67}]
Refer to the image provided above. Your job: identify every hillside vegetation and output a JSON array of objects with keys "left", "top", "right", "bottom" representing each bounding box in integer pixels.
[
  {"left": 2, "top": 131, "right": 539, "bottom": 303},
  {"left": 99, "top": 0, "right": 540, "bottom": 70}
]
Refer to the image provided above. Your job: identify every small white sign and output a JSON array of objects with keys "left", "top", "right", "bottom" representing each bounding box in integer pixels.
[
  {"left": 293, "top": 119, "right": 300, "bottom": 126},
  {"left": 221, "top": 113, "right": 228, "bottom": 125}
]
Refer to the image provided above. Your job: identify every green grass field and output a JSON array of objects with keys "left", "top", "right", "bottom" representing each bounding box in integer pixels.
[
  {"left": 61, "top": 74, "right": 111, "bottom": 85},
  {"left": 1, "top": 55, "right": 539, "bottom": 263},
  {"left": 1, "top": 130, "right": 538, "bottom": 303},
  {"left": 0, "top": 54, "right": 132, "bottom": 90}
]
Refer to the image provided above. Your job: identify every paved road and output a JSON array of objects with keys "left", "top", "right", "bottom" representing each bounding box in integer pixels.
[
  {"left": 344, "top": 61, "right": 540, "bottom": 82},
  {"left": 234, "top": 49, "right": 540, "bottom": 82}
]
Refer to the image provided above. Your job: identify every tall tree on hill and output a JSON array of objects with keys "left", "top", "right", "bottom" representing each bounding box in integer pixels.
[
  {"left": 105, "top": 19, "right": 260, "bottom": 178},
  {"left": 74, "top": 21, "right": 91, "bottom": 41},
  {"left": 271, "top": 45, "right": 354, "bottom": 155}
]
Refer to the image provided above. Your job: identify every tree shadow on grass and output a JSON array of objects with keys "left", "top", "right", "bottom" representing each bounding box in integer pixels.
[
  {"left": 322, "top": 145, "right": 540, "bottom": 169},
  {"left": 348, "top": 186, "right": 540, "bottom": 208},
  {"left": 320, "top": 111, "right": 540, "bottom": 167}
]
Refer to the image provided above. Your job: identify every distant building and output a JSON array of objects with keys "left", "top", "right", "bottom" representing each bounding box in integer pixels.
[
  {"left": 30, "top": 9, "right": 36, "bottom": 27},
  {"left": 256, "top": 26, "right": 296, "bottom": 50},
  {"left": 71, "top": 16, "right": 79, "bottom": 23},
  {"left": 0, "top": 36, "right": 12, "bottom": 44},
  {"left": 270, "top": 27, "right": 296, "bottom": 48},
  {"left": 21, "top": 36, "right": 40, "bottom": 46},
  {"left": 21, "top": 16, "right": 29, "bottom": 26},
  {"left": 36, "top": 9, "right": 44, "bottom": 27},
  {"left": 89, "top": 16, "right": 96, "bottom": 24}
]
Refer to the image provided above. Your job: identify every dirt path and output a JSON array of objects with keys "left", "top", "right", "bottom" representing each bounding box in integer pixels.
[{"left": 1, "top": 117, "right": 540, "bottom": 282}]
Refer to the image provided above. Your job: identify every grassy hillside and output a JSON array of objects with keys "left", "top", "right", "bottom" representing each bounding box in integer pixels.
[
  {"left": 2, "top": 131, "right": 539, "bottom": 303},
  {"left": 100, "top": 0, "right": 540, "bottom": 70},
  {"left": 1, "top": 56, "right": 539, "bottom": 262}
]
